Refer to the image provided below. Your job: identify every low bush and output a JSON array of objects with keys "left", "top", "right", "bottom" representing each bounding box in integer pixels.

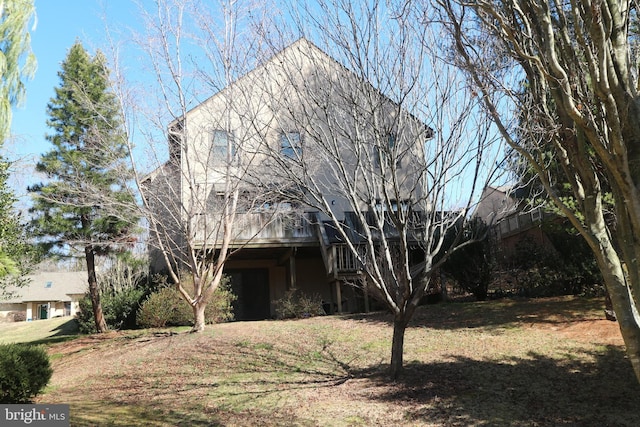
[
  {"left": 76, "top": 286, "right": 146, "bottom": 334},
  {"left": 137, "top": 277, "right": 236, "bottom": 328},
  {"left": 76, "top": 297, "right": 96, "bottom": 334},
  {"left": 76, "top": 258, "right": 154, "bottom": 333},
  {"left": 505, "top": 231, "right": 604, "bottom": 298},
  {"left": 136, "top": 287, "right": 185, "bottom": 328},
  {"left": 0, "top": 344, "right": 53, "bottom": 403},
  {"left": 8, "top": 311, "right": 26, "bottom": 322},
  {"left": 207, "top": 279, "right": 236, "bottom": 323},
  {"left": 441, "top": 218, "right": 495, "bottom": 301},
  {"left": 274, "top": 289, "right": 325, "bottom": 319},
  {"left": 104, "top": 287, "right": 147, "bottom": 329}
]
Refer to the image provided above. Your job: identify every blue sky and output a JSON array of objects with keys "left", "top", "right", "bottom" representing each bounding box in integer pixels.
[
  {"left": 7, "top": 0, "right": 501, "bottom": 210},
  {"left": 9, "top": 1, "right": 139, "bottom": 197}
]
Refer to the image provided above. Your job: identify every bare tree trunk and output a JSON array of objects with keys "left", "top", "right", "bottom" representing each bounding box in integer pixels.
[
  {"left": 116, "top": 0, "right": 272, "bottom": 331},
  {"left": 85, "top": 246, "right": 108, "bottom": 333},
  {"left": 608, "top": 281, "right": 640, "bottom": 381},
  {"left": 390, "top": 315, "right": 409, "bottom": 379},
  {"left": 595, "top": 234, "right": 640, "bottom": 381},
  {"left": 191, "top": 302, "right": 206, "bottom": 333},
  {"left": 435, "top": 0, "right": 640, "bottom": 383}
]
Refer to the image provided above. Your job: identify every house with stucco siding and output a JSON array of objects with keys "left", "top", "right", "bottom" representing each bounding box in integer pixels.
[
  {"left": 146, "top": 38, "right": 430, "bottom": 320},
  {"left": 0, "top": 271, "right": 87, "bottom": 321}
]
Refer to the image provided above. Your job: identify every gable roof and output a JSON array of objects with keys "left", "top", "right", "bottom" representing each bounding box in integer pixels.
[
  {"left": 473, "top": 186, "right": 520, "bottom": 224},
  {"left": 171, "top": 37, "right": 434, "bottom": 136},
  {"left": 149, "top": 37, "right": 434, "bottom": 181},
  {"left": 174, "top": 38, "right": 321, "bottom": 122},
  {"left": 1, "top": 271, "right": 87, "bottom": 303}
]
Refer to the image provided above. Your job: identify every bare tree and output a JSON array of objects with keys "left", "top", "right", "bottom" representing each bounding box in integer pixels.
[
  {"left": 435, "top": 0, "right": 640, "bottom": 382},
  {"left": 253, "top": 0, "right": 501, "bottom": 378},
  {"left": 110, "top": 0, "right": 281, "bottom": 331}
]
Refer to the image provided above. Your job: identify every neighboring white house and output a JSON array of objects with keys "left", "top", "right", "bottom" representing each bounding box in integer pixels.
[
  {"left": 146, "top": 38, "right": 431, "bottom": 319},
  {"left": 0, "top": 271, "right": 87, "bottom": 321}
]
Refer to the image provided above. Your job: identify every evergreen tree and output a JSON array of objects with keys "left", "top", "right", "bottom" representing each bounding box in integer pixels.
[
  {"left": 0, "top": 160, "right": 39, "bottom": 280},
  {"left": 29, "top": 42, "right": 137, "bottom": 333}
]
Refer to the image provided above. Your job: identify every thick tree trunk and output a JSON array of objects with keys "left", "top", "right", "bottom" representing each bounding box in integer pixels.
[
  {"left": 390, "top": 315, "right": 409, "bottom": 379},
  {"left": 596, "top": 241, "right": 640, "bottom": 383},
  {"left": 85, "top": 246, "right": 108, "bottom": 333},
  {"left": 608, "top": 282, "right": 640, "bottom": 382},
  {"left": 191, "top": 302, "right": 206, "bottom": 333}
]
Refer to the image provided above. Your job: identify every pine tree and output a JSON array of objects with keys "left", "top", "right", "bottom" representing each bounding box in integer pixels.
[{"left": 29, "top": 42, "right": 137, "bottom": 333}]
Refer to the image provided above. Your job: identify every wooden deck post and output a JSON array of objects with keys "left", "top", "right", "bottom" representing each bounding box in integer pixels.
[
  {"left": 363, "top": 279, "right": 370, "bottom": 313},
  {"left": 288, "top": 248, "right": 297, "bottom": 290}
]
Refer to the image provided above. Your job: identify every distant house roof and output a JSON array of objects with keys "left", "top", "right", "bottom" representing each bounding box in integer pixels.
[
  {"left": 1, "top": 271, "right": 87, "bottom": 303},
  {"left": 473, "top": 186, "right": 519, "bottom": 225}
]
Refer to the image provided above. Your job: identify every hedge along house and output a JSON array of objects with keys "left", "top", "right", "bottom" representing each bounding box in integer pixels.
[
  {"left": 0, "top": 271, "right": 87, "bottom": 321},
  {"left": 144, "top": 38, "right": 433, "bottom": 320}
]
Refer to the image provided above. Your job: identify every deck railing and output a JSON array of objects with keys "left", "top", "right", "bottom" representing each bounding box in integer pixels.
[
  {"left": 497, "top": 207, "right": 544, "bottom": 238},
  {"left": 324, "top": 243, "right": 366, "bottom": 277},
  {"left": 194, "top": 211, "right": 317, "bottom": 245}
]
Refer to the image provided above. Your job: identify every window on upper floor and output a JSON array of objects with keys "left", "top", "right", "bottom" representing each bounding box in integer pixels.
[
  {"left": 280, "top": 131, "right": 302, "bottom": 160},
  {"left": 371, "top": 199, "right": 414, "bottom": 232},
  {"left": 374, "top": 133, "right": 401, "bottom": 169},
  {"left": 211, "top": 129, "right": 237, "bottom": 164},
  {"left": 374, "top": 198, "right": 411, "bottom": 214}
]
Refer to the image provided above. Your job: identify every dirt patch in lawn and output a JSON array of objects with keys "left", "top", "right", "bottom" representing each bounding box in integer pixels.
[
  {"left": 531, "top": 317, "right": 623, "bottom": 345},
  {"left": 39, "top": 296, "right": 639, "bottom": 426}
]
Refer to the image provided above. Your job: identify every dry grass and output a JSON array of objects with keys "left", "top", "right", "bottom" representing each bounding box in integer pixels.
[{"left": 32, "top": 296, "right": 640, "bottom": 426}]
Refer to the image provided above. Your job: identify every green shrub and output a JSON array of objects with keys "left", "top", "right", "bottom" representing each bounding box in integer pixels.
[
  {"left": 274, "top": 289, "right": 325, "bottom": 319},
  {"left": 0, "top": 344, "right": 53, "bottom": 403},
  {"left": 76, "top": 258, "right": 154, "bottom": 333},
  {"left": 505, "top": 228, "right": 603, "bottom": 298},
  {"left": 136, "top": 286, "right": 185, "bottom": 328},
  {"left": 76, "top": 297, "right": 95, "bottom": 334},
  {"left": 104, "top": 287, "right": 147, "bottom": 329},
  {"left": 76, "top": 286, "right": 146, "bottom": 333},
  {"left": 441, "top": 218, "right": 495, "bottom": 301},
  {"left": 207, "top": 279, "right": 236, "bottom": 323},
  {"left": 137, "top": 277, "right": 236, "bottom": 328}
]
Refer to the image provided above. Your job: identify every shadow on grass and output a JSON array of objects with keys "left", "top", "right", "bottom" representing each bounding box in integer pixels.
[
  {"left": 346, "top": 296, "right": 610, "bottom": 331},
  {"left": 172, "top": 330, "right": 637, "bottom": 426},
  {"left": 66, "top": 398, "right": 311, "bottom": 426},
  {"left": 28, "top": 319, "right": 80, "bottom": 346},
  {"left": 40, "top": 316, "right": 637, "bottom": 426},
  {"left": 147, "top": 332, "right": 639, "bottom": 426},
  {"left": 46, "top": 332, "right": 347, "bottom": 426},
  {"left": 357, "top": 345, "right": 640, "bottom": 426}
]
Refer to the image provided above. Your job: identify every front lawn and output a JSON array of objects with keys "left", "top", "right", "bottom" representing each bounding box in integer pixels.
[{"left": 36, "top": 296, "right": 640, "bottom": 426}]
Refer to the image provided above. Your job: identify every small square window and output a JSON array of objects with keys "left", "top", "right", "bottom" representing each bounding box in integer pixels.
[
  {"left": 387, "top": 133, "right": 396, "bottom": 149},
  {"left": 374, "top": 133, "right": 400, "bottom": 169},
  {"left": 211, "top": 130, "right": 236, "bottom": 163},
  {"left": 280, "top": 131, "right": 302, "bottom": 159}
]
